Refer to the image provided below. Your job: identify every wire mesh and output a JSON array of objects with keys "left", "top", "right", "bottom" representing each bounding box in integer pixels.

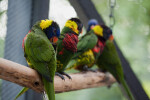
[
  {"left": 0, "top": 0, "right": 8, "bottom": 100},
  {"left": 0, "top": 0, "right": 32, "bottom": 100},
  {"left": 0, "top": 0, "right": 50, "bottom": 100}
]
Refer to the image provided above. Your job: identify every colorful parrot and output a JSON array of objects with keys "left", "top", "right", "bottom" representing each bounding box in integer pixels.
[
  {"left": 66, "top": 19, "right": 111, "bottom": 72},
  {"left": 15, "top": 19, "right": 60, "bottom": 100},
  {"left": 96, "top": 26, "right": 134, "bottom": 100},
  {"left": 56, "top": 18, "right": 83, "bottom": 79}
]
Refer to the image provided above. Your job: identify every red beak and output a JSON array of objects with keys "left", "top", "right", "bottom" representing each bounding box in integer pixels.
[
  {"left": 50, "top": 36, "right": 58, "bottom": 43},
  {"left": 80, "top": 29, "right": 83, "bottom": 34},
  {"left": 90, "top": 25, "right": 95, "bottom": 30},
  {"left": 109, "top": 35, "right": 114, "bottom": 41}
]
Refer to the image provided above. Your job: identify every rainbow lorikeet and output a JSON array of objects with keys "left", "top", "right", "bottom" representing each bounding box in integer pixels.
[
  {"left": 56, "top": 18, "right": 83, "bottom": 79},
  {"left": 96, "top": 26, "right": 134, "bottom": 100},
  {"left": 66, "top": 20, "right": 111, "bottom": 72},
  {"left": 15, "top": 19, "right": 60, "bottom": 100},
  {"left": 86, "top": 19, "right": 134, "bottom": 100},
  {"left": 97, "top": 36, "right": 134, "bottom": 100}
]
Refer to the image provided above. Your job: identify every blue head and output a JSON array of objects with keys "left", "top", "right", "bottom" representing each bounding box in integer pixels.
[
  {"left": 101, "top": 25, "right": 113, "bottom": 41},
  {"left": 40, "top": 19, "right": 60, "bottom": 43},
  {"left": 87, "top": 19, "right": 99, "bottom": 32},
  {"left": 87, "top": 19, "right": 113, "bottom": 41}
]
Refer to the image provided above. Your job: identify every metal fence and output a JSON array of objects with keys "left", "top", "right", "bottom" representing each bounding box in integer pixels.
[
  {"left": 0, "top": 0, "right": 8, "bottom": 99},
  {"left": 0, "top": 0, "right": 49, "bottom": 100}
]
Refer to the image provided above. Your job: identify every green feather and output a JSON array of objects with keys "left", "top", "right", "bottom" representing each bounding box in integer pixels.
[
  {"left": 25, "top": 31, "right": 56, "bottom": 100},
  {"left": 66, "top": 30, "right": 98, "bottom": 70},
  {"left": 14, "top": 87, "right": 29, "bottom": 100},
  {"left": 120, "top": 78, "right": 134, "bottom": 100},
  {"left": 42, "top": 77, "right": 55, "bottom": 100},
  {"left": 15, "top": 21, "right": 56, "bottom": 100},
  {"left": 74, "top": 30, "right": 98, "bottom": 58},
  {"left": 56, "top": 27, "right": 78, "bottom": 72},
  {"left": 97, "top": 40, "right": 134, "bottom": 100}
]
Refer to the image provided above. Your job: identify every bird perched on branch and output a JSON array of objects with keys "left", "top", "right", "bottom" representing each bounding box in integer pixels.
[
  {"left": 67, "top": 19, "right": 111, "bottom": 72},
  {"left": 56, "top": 18, "right": 83, "bottom": 80},
  {"left": 96, "top": 26, "right": 134, "bottom": 100},
  {"left": 15, "top": 19, "right": 60, "bottom": 100}
]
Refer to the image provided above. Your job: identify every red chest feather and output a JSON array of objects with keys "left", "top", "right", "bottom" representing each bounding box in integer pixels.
[
  {"left": 22, "top": 30, "right": 31, "bottom": 50},
  {"left": 63, "top": 33, "right": 78, "bottom": 53},
  {"left": 92, "top": 39, "right": 105, "bottom": 54}
]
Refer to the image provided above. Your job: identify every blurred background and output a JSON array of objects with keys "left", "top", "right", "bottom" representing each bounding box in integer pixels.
[{"left": 0, "top": 0, "right": 150, "bottom": 100}]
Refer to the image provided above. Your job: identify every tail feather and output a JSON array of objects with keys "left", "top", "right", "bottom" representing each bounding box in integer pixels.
[
  {"left": 42, "top": 77, "right": 55, "bottom": 100},
  {"left": 14, "top": 87, "right": 29, "bottom": 100},
  {"left": 120, "top": 78, "right": 134, "bottom": 100}
]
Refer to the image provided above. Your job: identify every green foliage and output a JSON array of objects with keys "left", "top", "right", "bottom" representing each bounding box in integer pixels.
[
  {"left": 0, "top": 10, "right": 5, "bottom": 18},
  {"left": 0, "top": 0, "right": 6, "bottom": 18},
  {"left": 142, "top": 81, "right": 150, "bottom": 98},
  {"left": 0, "top": 38, "right": 4, "bottom": 57}
]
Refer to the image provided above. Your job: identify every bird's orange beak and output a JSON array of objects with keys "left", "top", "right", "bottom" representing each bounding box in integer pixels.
[
  {"left": 90, "top": 25, "right": 95, "bottom": 30},
  {"left": 109, "top": 35, "right": 114, "bottom": 41},
  {"left": 80, "top": 29, "right": 83, "bottom": 34},
  {"left": 50, "top": 36, "right": 58, "bottom": 44}
]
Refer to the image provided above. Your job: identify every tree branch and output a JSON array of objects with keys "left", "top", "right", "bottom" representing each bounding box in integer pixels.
[{"left": 0, "top": 58, "right": 116, "bottom": 93}]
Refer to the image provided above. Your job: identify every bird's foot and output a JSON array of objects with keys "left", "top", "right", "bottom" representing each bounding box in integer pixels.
[
  {"left": 82, "top": 65, "right": 96, "bottom": 72},
  {"left": 55, "top": 72, "right": 65, "bottom": 80},
  {"left": 60, "top": 72, "right": 72, "bottom": 80}
]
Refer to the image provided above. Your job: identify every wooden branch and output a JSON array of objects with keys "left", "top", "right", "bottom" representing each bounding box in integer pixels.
[{"left": 0, "top": 58, "right": 116, "bottom": 93}]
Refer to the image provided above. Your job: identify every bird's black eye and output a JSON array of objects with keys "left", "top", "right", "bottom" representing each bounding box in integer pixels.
[{"left": 78, "top": 24, "right": 83, "bottom": 33}]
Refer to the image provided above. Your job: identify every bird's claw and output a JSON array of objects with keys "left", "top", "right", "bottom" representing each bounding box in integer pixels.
[
  {"left": 55, "top": 72, "right": 65, "bottom": 80},
  {"left": 55, "top": 72, "right": 72, "bottom": 80},
  {"left": 60, "top": 72, "right": 72, "bottom": 80}
]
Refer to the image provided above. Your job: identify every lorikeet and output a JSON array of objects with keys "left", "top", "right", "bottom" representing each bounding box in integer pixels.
[
  {"left": 56, "top": 18, "right": 83, "bottom": 79},
  {"left": 15, "top": 19, "right": 60, "bottom": 100},
  {"left": 66, "top": 20, "right": 111, "bottom": 71},
  {"left": 96, "top": 26, "right": 134, "bottom": 100}
]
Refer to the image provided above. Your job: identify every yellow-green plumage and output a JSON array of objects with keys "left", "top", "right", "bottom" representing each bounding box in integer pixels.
[
  {"left": 26, "top": 23, "right": 56, "bottom": 100},
  {"left": 97, "top": 40, "right": 134, "bottom": 100},
  {"left": 67, "top": 29, "right": 98, "bottom": 71},
  {"left": 56, "top": 27, "right": 77, "bottom": 72},
  {"left": 15, "top": 20, "right": 59, "bottom": 100},
  {"left": 56, "top": 18, "right": 83, "bottom": 79},
  {"left": 67, "top": 25, "right": 105, "bottom": 71},
  {"left": 14, "top": 88, "right": 29, "bottom": 100},
  {"left": 71, "top": 50, "right": 95, "bottom": 70}
]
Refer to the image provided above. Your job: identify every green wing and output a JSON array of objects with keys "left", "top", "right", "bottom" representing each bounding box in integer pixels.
[
  {"left": 25, "top": 31, "right": 56, "bottom": 80},
  {"left": 73, "top": 30, "right": 98, "bottom": 58},
  {"left": 97, "top": 40, "right": 124, "bottom": 81},
  {"left": 14, "top": 87, "right": 29, "bottom": 100},
  {"left": 97, "top": 40, "right": 134, "bottom": 100}
]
